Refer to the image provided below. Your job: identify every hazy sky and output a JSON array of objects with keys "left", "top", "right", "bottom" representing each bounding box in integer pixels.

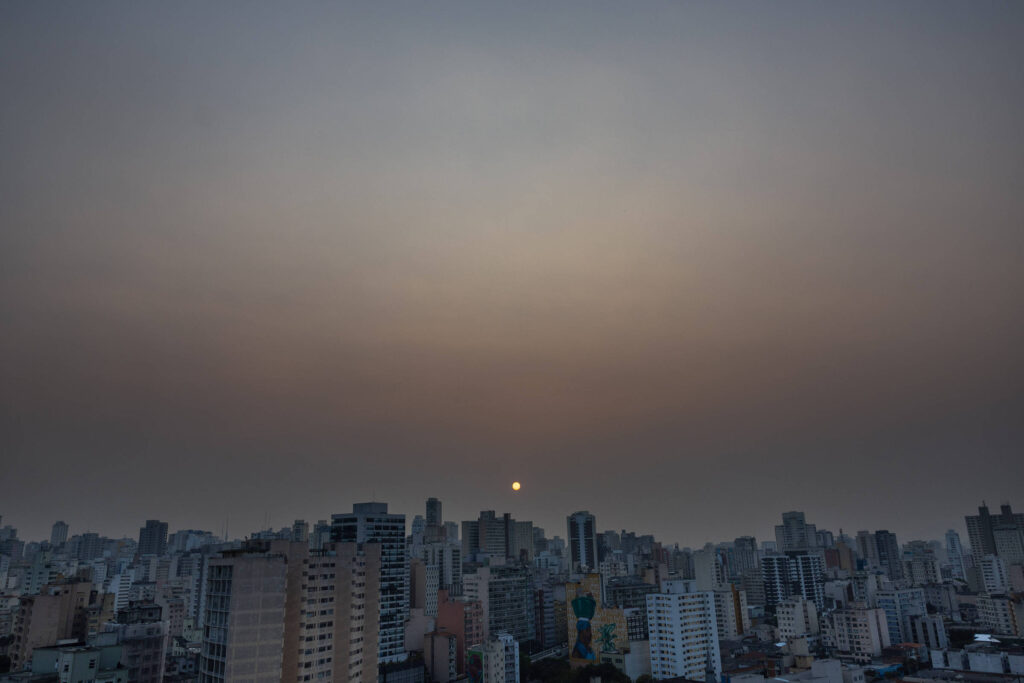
[{"left": 2, "top": 1, "right": 1022, "bottom": 546}]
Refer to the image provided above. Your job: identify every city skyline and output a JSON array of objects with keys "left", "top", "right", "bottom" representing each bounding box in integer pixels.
[
  {"left": 2, "top": 498, "right": 1017, "bottom": 553},
  {"left": 3, "top": 3, "right": 1023, "bottom": 548}
]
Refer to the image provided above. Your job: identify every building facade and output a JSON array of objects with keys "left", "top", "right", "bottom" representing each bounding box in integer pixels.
[
  {"left": 332, "top": 502, "right": 408, "bottom": 664},
  {"left": 646, "top": 580, "right": 721, "bottom": 681}
]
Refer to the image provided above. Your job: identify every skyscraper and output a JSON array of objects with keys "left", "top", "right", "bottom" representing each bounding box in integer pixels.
[
  {"left": 901, "top": 541, "right": 941, "bottom": 585},
  {"left": 462, "top": 511, "right": 534, "bottom": 563},
  {"left": 426, "top": 497, "right": 444, "bottom": 543},
  {"left": 761, "top": 554, "right": 791, "bottom": 609},
  {"left": 965, "top": 503, "right": 1024, "bottom": 559},
  {"left": 760, "top": 552, "right": 824, "bottom": 610},
  {"left": 646, "top": 580, "right": 721, "bottom": 681},
  {"left": 979, "top": 554, "right": 1010, "bottom": 594},
  {"left": 332, "top": 502, "right": 408, "bottom": 664},
  {"left": 138, "top": 520, "right": 168, "bottom": 557},
  {"left": 197, "top": 539, "right": 381, "bottom": 683},
  {"left": 944, "top": 530, "right": 966, "bottom": 580},
  {"left": 775, "top": 511, "right": 818, "bottom": 553},
  {"left": 566, "top": 511, "right": 598, "bottom": 572},
  {"left": 50, "top": 521, "right": 69, "bottom": 547},
  {"left": 463, "top": 565, "right": 535, "bottom": 643},
  {"left": 874, "top": 530, "right": 903, "bottom": 581},
  {"left": 290, "top": 519, "right": 309, "bottom": 543},
  {"left": 856, "top": 531, "right": 878, "bottom": 568},
  {"left": 791, "top": 553, "right": 826, "bottom": 608},
  {"left": 422, "top": 539, "right": 463, "bottom": 596},
  {"left": 78, "top": 532, "right": 102, "bottom": 562},
  {"left": 732, "top": 536, "right": 759, "bottom": 577},
  {"left": 693, "top": 545, "right": 726, "bottom": 591}
]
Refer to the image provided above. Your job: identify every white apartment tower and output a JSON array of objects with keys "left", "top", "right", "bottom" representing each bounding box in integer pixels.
[
  {"left": 478, "top": 633, "right": 519, "bottom": 683},
  {"left": 980, "top": 555, "right": 1010, "bottom": 594},
  {"left": 777, "top": 597, "right": 820, "bottom": 639},
  {"left": 646, "top": 580, "right": 721, "bottom": 681}
]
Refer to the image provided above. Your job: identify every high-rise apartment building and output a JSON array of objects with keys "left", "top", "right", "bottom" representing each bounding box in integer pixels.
[
  {"left": 980, "top": 554, "right": 1010, "bottom": 594},
  {"left": 874, "top": 530, "right": 903, "bottom": 581},
  {"left": 977, "top": 594, "right": 1023, "bottom": 637},
  {"left": 909, "top": 614, "right": 948, "bottom": 650},
  {"left": 874, "top": 588, "right": 926, "bottom": 644},
  {"left": 138, "top": 520, "right": 169, "bottom": 557},
  {"left": 410, "top": 516, "right": 426, "bottom": 546},
  {"left": 646, "top": 580, "right": 721, "bottom": 682},
  {"left": 310, "top": 521, "right": 332, "bottom": 550},
  {"left": 198, "top": 541, "right": 303, "bottom": 683},
  {"left": 421, "top": 539, "right": 462, "bottom": 597},
  {"left": 473, "top": 633, "right": 519, "bottom": 683},
  {"left": 945, "top": 530, "right": 967, "bottom": 580},
  {"left": 307, "top": 543, "right": 382, "bottom": 682},
  {"left": 290, "top": 520, "right": 309, "bottom": 543},
  {"left": 50, "top": 521, "right": 69, "bottom": 547},
  {"left": 566, "top": 511, "right": 598, "bottom": 572},
  {"left": 775, "top": 512, "right": 818, "bottom": 553},
  {"left": 423, "top": 630, "right": 458, "bottom": 682},
  {"left": 791, "top": 553, "right": 825, "bottom": 607},
  {"left": 8, "top": 580, "right": 92, "bottom": 670},
  {"left": 994, "top": 523, "right": 1024, "bottom": 565},
  {"left": 856, "top": 531, "right": 878, "bottom": 568},
  {"left": 78, "top": 532, "right": 103, "bottom": 562},
  {"left": 197, "top": 539, "right": 381, "bottom": 683},
  {"left": 761, "top": 554, "right": 791, "bottom": 609},
  {"left": 425, "top": 498, "right": 444, "bottom": 543},
  {"left": 463, "top": 565, "right": 535, "bottom": 643},
  {"left": 733, "top": 536, "right": 759, "bottom": 577},
  {"left": 436, "top": 589, "right": 486, "bottom": 677},
  {"left": 777, "top": 597, "right": 819, "bottom": 639},
  {"left": 712, "top": 586, "right": 750, "bottom": 639},
  {"left": 823, "top": 607, "right": 890, "bottom": 663},
  {"left": 760, "top": 553, "right": 824, "bottom": 610},
  {"left": 902, "top": 541, "right": 941, "bottom": 586},
  {"left": 694, "top": 545, "right": 727, "bottom": 591},
  {"left": 462, "top": 511, "right": 534, "bottom": 563},
  {"left": 101, "top": 602, "right": 168, "bottom": 683},
  {"left": 332, "top": 502, "right": 408, "bottom": 664},
  {"left": 966, "top": 503, "right": 1024, "bottom": 559}
]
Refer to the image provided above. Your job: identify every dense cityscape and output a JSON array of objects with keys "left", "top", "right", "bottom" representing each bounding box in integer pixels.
[
  {"left": 0, "top": 500, "right": 1022, "bottom": 682},
  {"left": 3, "top": 2, "right": 1023, "bottom": 683}
]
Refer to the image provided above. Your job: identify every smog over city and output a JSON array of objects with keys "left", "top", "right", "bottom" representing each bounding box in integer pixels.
[{"left": 1, "top": 4, "right": 1023, "bottom": 680}]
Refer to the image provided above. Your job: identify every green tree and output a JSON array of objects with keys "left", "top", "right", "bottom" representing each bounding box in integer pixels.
[
  {"left": 520, "top": 651, "right": 532, "bottom": 683},
  {"left": 572, "top": 663, "right": 631, "bottom": 682},
  {"left": 528, "top": 658, "right": 572, "bottom": 682}
]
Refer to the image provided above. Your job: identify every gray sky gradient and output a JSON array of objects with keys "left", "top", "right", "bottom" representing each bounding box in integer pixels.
[{"left": 2, "top": 1, "right": 1022, "bottom": 546}]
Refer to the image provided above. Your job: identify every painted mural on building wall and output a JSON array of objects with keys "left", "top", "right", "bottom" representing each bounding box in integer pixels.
[
  {"left": 466, "top": 647, "right": 483, "bottom": 683},
  {"left": 566, "top": 573, "right": 629, "bottom": 665}
]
